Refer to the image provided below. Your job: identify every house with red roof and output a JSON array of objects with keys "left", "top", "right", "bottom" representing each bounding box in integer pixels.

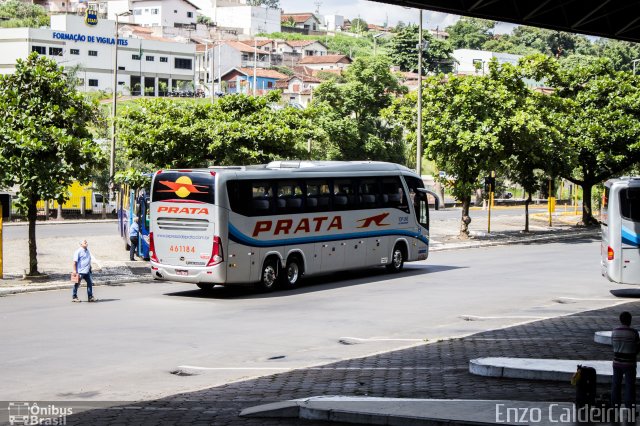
[
  {"left": 276, "top": 74, "right": 322, "bottom": 107},
  {"left": 220, "top": 67, "right": 289, "bottom": 95},
  {"left": 297, "top": 54, "right": 352, "bottom": 71},
  {"left": 281, "top": 13, "right": 321, "bottom": 31}
]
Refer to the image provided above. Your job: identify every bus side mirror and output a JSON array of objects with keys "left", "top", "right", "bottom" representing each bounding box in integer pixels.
[{"left": 417, "top": 188, "right": 440, "bottom": 210}]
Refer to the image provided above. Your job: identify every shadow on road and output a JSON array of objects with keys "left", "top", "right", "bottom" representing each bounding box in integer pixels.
[{"left": 163, "top": 264, "right": 465, "bottom": 300}]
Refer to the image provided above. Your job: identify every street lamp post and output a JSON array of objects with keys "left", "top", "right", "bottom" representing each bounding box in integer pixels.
[
  {"left": 110, "top": 10, "right": 132, "bottom": 194},
  {"left": 416, "top": 8, "right": 423, "bottom": 176}
]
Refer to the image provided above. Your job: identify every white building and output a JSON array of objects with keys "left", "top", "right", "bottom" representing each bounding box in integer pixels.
[
  {"left": 453, "top": 49, "right": 521, "bottom": 75},
  {"left": 107, "top": 0, "right": 199, "bottom": 28},
  {"left": 0, "top": 15, "right": 196, "bottom": 95},
  {"left": 215, "top": 4, "right": 280, "bottom": 35},
  {"left": 321, "top": 14, "right": 344, "bottom": 32}
]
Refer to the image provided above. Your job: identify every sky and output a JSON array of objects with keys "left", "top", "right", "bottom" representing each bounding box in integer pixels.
[{"left": 192, "top": 0, "right": 518, "bottom": 34}]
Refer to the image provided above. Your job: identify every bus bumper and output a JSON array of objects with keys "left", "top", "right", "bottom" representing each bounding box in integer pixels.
[{"left": 150, "top": 262, "right": 226, "bottom": 284}]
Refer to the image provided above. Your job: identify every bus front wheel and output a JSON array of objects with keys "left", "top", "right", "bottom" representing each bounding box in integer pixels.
[
  {"left": 257, "top": 258, "right": 278, "bottom": 292},
  {"left": 386, "top": 244, "right": 405, "bottom": 273}
]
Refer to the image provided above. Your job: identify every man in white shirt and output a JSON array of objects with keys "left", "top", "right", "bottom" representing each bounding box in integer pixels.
[{"left": 72, "top": 240, "right": 95, "bottom": 302}]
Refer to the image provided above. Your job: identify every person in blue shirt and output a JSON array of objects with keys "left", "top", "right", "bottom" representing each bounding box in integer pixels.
[
  {"left": 72, "top": 240, "right": 95, "bottom": 302},
  {"left": 129, "top": 217, "right": 140, "bottom": 261}
]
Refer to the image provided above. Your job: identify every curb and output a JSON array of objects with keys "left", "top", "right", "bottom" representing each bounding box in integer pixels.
[
  {"left": 3, "top": 219, "right": 118, "bottom": 227},
  {"left": 431, "top": 228, "right": 598, "bottom": 252},
  {"left": 594, "top": 331, "right": 611, "bottom": 345},
  {"left": 0, "top": 275, "right": 152, "bottom": 296}
]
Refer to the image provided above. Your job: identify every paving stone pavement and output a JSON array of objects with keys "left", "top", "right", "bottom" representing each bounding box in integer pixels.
[{"left": 54, "top": 299, "right": 640, "bottom": 426}]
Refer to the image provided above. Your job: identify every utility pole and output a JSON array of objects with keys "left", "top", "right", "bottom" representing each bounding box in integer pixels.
[
  {"left": 253, "top": 36, "right": 258, "bottom": 96},
  {"left": 416, "top": 8, "right": 423, "bottom": 176}
]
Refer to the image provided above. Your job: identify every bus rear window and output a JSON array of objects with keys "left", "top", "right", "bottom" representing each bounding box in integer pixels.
[
  {"left": 620, "top": 188, "right": 640, "bottom": 222},
  {"left": 152, "top": 172, "right": 215, "bottom": 203}
]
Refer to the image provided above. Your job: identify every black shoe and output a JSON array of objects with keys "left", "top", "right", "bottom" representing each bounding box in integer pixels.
[
  {"left": 72, "top": 298, "right": 81, "bottom": 303},
  {"left": 88, "top": 297, "right": 96, "bottom": 303}
]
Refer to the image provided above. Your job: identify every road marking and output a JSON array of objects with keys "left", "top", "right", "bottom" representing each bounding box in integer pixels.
[
  {"left": 459, "top": 315, "right": 546, "bottom": 321},
  {"left": 339, "top": 336, "right": 426, "bottom": 343}
]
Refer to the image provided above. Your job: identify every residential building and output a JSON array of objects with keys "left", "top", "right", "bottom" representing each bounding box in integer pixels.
[
  {"left": 281, "top": 13, "right": 320, "bottom": 32},
  {"left": 32, "top": 0, "right": 93, "bottom": 14},
  {"left": 212, "top": 40, "right": 272, "bottom": 75},
  {"left": 0, "top": 14, "right": 196, "bottom": 96},
  {"left": 276, "top": 74, "right": 321, "bottom": 107},
  {"left": 319, "top": 14, "right": 344, "bottom": 32},
  {"left": 297, "top": 54, "right": 352, "bottom": 71},
  {"left": 214, "top": 3, "right": 281, "bottom": 35},
  {"left": 220, "top": 67, "right": 288, "bottom": 95},
  {"left": 453, "top": 49, "right": 521, "bottom": 75},
  {"left": 107, "top": 0, "right": 199, "bottom": 28}
]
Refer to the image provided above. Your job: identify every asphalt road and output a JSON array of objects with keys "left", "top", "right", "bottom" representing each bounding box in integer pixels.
[{"left": 0, "top": 237, "right": 626, "bottom": 403}]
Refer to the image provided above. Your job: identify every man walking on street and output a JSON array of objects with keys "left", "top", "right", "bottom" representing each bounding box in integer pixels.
[
  {"left": 72, "top": 240, "right": 95, "bottom": 302},
  {"left": 129, "top": 217, "right": 139, "bottom": 261},
  {"left": 611, "top": 311, "right": 640, "bottom": 411}
]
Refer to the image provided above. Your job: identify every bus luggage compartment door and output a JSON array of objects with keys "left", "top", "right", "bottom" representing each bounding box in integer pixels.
[{"left": 622, "top": 248, "right": 640, "bottom": 285}]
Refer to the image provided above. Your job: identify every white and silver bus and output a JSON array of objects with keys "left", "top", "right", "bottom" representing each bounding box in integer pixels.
[
  {"left": 149, "top": 161, "right": 437, "bottom": 291},
  {"left": 601, "top": 177, "right": 640, "bottom": 285}
]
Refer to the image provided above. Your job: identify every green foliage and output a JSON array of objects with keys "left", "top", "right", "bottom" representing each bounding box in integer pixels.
[
  {"left": 114, "top": 168, "right": 152, "bottom": 190},
  {"left": 0, "top": 0, "right": 49, "bottom": 28},
  {"left": 197, "top": 15, "right": 212, "bottom": 25},
  {"left": 350, "top": 18, "right": 369, "bottom": 34},
  {"left": 264, "top": 32, "right": 374, "bottom": 58},
  {"left": 245, "top": 0, "right": 280, "bottom": 7},
  {"left": 118, "top": 95, "right": 317, "bottom": 168},
  {"left": 0, "top": 52, "right": 103, "bottom": 274},
  {"left": 388, "top": 25, "right": 454, "bottom": 73},
  {"left": 270, "top": 66, "right": 294, "bottom": 77},
  {"left": 594, "top": 39, "right": 640, "bottom": 72},
  {"left": 310, "top": 56, "right": 407, "bottom": 162},
  {"left": 446, "top": 17, "right": 495, "bottom": 50}
]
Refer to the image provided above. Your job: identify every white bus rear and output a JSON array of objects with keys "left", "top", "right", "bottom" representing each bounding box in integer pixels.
[{"left": 601, "top": 177, "right": 640, "bottom": 285}]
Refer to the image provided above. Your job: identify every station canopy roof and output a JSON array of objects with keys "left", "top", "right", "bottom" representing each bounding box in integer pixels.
[{"left": 371, "top": 0, "right": 640, "bottom": 43}]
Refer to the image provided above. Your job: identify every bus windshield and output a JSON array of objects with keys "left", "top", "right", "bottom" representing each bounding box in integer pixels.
[
  {"left": 620, "top": 188, "right": 640, "bottom": 222},
  {"left": 151, "top": 171, "right": 215, "bottom": 204}
]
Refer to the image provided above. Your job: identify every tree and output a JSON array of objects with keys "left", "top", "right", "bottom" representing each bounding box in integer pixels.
[
  {"left": 310, "top": 56, "right": 407, "bottom": 162},
  {"left": 526, "top": 56, "right": 640, "bottom": 225},
  {"left": 0, "top": 0, "right": 49, "bottom": 28},
  {"left": 594, "top": 39, "right": 640, "bottom": 72},
  {"left": 350, "top": 18, "right": 369, "bottom": 34},
  {"left": 245, "top": 0, "right": 280, "bottom": 8},
  {"left": 0, "top": 53, "right": 103, "bottom": 275},
  {"left": 446, "top": 17, "right": 495, "bottom": 50},
  {"left": 388, "top": 25, "right": 454, "bottom": 74},
  {"left": 118, "top": 92, "right": 317, "bottom": 168}
]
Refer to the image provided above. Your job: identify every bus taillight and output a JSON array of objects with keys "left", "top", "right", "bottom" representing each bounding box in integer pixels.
[
  {"left": 608, "top": 246, "right": 614, "bottom": 260},
  {"left": 207, "top": 236, "right": 223, "bottom": 267},
  {"left": 149, "top": 232, "right": 159, "bottom": 263}
]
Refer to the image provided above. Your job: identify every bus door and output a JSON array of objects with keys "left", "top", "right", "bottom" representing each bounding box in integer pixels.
[
  {"left": 620, "top": 186, "right": 640, "bottom": 284},
  {"left": 137, "top": 192, "right": 150, "bottom": 260}
]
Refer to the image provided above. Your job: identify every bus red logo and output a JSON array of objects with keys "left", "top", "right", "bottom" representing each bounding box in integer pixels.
[
  {"left": 157, "top": 206, "right": 209, "bottom": 215},
  {"left": 252, "top": 216, "right": 343, "bottom": 237},
  {"left": 157, "top": 176, "right": 208, "bottom": 198},
  {"left": 356, "top": 212, "right": 389, "bottom": 228}
]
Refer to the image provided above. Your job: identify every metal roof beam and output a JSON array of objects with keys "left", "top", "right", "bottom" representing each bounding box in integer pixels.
[
  {"left": 468, "top": 0, "right": 502, "bottom": 12},
  {"left": 615, "top": 16, "right": 640, "bottom": 36},
  {"left": 570, "top": 0, "right": 612, "bottom": 29},
  {"left": 571, "top": 3, "right": 637, "bottom": 29},
  {"left": 522, "top": 0, "right": 556, "bottom": 21}
]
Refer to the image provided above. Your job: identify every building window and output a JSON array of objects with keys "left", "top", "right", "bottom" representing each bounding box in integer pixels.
[
  {"left": 49, "top": 47, "right": 63, "bottom": 56},
  {"left": 174, "top": 9, "right": 177, "bottom": 13},
  {"left": 133, "top": 9, "right": 141, "bottom": 15},
  {"left": 70, "top": 48, "right": 80, "bottom": 55},
  {"left": 32, "top": 45, "right": 46, "bottom": 55},
  {"left": 151, "top": 8, "right": 159, "bottom": 14},
  {"left": 187, "top": 11, "right": 193, "bottom": 18},
  {"left": 146, "top": 55, "right": 154, "bottom": 61},
  {"left": 132, "top": 54, "right": 141, "bottom": 60},
  {"left": 174, "top": 58, "right": 192, "bottom": 70},
  {"left": 160, "top": 57, "right": 168, "bottom": 63},
  {"left": 118, "top": 66, "right": 125, "bottom": 70},
  {"left": 88, "top": 79, "right": 98, "bottom": 87},
  {"left": 88, "top": 50, "right": 98, "bottom": 57}
]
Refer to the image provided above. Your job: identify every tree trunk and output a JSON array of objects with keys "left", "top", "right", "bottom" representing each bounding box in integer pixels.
[
  {"left": 27, "top": 198, "right": 39, "bottom": 276},
  {"left": 524, "top": 192, "right": 531, "bottom": 233},
  {"left": 581, "top": 182, "right": 598, "bottom": 226},
  {"left": 459, "top": 196, "right": 472, "bottom": 238},
  {"left": 101, "top": 201, "right": 107, "bottom": 219}
]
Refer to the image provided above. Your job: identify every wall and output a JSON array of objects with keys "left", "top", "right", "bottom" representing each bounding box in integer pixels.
[{"left": 216, "top": 5, "right": 280, "bottom": 35}]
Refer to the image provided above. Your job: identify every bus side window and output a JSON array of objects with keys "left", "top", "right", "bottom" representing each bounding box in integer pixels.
[
  {"left": 334, "top": 179, "right": 358, "bottom": 210},
  {"left": 382, "top": 177, "right": 409, "bottom": 213},
  {"left": 621, "top": 188, "right": 640, "bottom": 222},
  {"left": 276, "top": 180, "right": 304, "bottom": 214},
  {"left": 306, "top": 180, "right": 330, "bottom": 212},
  {"left": 251, "top": 182, "right": 273, "bottom": 216},
  {"left": 359, "top": 178, "right": 379, "bottom": 209},
  {"left": 404, "top": 175, "right": 429, "bottom": 229}
]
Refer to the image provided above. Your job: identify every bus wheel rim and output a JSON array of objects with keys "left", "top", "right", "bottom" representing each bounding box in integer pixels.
[
  {"left": 287, "top": 263, "right": 299, "bottom": 284},
  {"left": 393, "top": 250, "right": 402, "bottom": 268},
  {"left": 263, "top": 265, "right": 276, "bottom": 287}
]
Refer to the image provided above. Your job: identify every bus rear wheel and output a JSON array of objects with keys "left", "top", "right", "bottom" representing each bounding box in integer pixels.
[
  {"left": 257, "top": 258, "right": 278, "bottom": 292},
  {"left": 281, "top": 256, "right": 302, "bottom": 289},
  {"left": 386, "top": 244, "right": 405, "bottom": 273}
]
